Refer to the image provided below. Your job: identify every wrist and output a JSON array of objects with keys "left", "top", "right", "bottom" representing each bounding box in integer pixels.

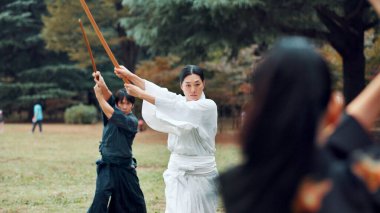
[
  {"left": 102, "top": 85, "right": 109, "bottom": 92},
  {"left": 98, "top": 83, "right": 106, "bottom": 89},
  {"left": 95, "top": 92, "right": 103, "bottom": 98},
  {"left": 138, "top": 90, "right": 144, "bottom": 99},
  {"left": 125, "top": 73, "right": 134, "bottom": 82}
]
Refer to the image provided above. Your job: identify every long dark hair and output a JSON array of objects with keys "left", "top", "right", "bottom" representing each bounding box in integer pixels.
[
  {"left": 179, "top": 65, "right": 205, "bottom": 85},
  {"left": 234, "top": 37, "right": 332, "bottom": 212}
]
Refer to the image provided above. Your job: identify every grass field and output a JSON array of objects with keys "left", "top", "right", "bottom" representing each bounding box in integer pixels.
[{"left": 0, "top": 123, "right": 241, "bottom": 213}]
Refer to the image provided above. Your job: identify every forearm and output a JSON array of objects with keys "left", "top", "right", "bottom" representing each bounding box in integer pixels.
[
  {"left": 139, "top": 90, "right": 155, "bottom": 105},
  {"left": 96, "top": 95, "right": 114, "bottom": 119},
  {"left": 124, "top": 73, "right": 145, "bottom": 90},
  {"left": 346, "top": 73, "right": 380, "bottom": 131},
  {"left": 100, "top": 84, "right": 112, "bottom": 101}
]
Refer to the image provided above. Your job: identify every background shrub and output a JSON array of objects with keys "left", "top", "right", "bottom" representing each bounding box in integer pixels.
[{"left": 64, "top": 104, "right": 98, "bottom": 124}]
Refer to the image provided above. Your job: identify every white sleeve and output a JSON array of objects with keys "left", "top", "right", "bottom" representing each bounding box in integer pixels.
[
  {"left": 144, "top": 80, "right": 183, "bottom": 101},
  {"left": 142, "top": 95, "right": 217, "bottom": 136},
  {"left": 155, "top": 97, "right": 216, "bottom": 121}
]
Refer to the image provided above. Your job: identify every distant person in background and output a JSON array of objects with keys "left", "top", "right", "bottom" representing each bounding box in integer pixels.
[
  {"left": 0, "top": 110, "right": 4, "bottom": 133},
  {"left": 31, "top": 102, "right": 43, "bottom": 133}
]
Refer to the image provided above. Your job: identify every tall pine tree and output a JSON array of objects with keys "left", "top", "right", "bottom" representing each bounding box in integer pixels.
[{"left": 0, "top": 0, "right": 91, "bottom": 121}]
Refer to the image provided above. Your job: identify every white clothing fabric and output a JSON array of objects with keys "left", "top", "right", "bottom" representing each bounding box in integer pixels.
[{"left": 142, "top": 80, "right": 218, "bottom": 213}]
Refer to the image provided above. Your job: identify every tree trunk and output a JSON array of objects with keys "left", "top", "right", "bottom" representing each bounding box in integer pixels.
[
  {"left": 315, "top": 1, "right": 368, "bottom": 104},
  {"left": 328, "top": 30, "right": 366, "bottom": 104},
  {"left": 342, "top": 49, "right": 365, "bottom": 104},
  {"left": 340, "top": 1, "right": 367, "bottom": 104},
  {"left": 119, "top": 38, "right": 139, "bottom": 71}
]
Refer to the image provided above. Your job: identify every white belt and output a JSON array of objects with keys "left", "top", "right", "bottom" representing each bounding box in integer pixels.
[{"left": 167, "top": 153, "right": 217, "bottom": 176}]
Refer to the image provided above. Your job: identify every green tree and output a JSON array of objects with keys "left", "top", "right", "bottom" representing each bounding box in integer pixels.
[
  {"left": 0, "top": 0, "right": 48, "bottom": 80},
  {"left": 1, "top": 64, "right": 94, "bottom": 121},
  {"left": 121, "top": 0, "right": 379, "bottom": 103},
  {"left": 42, "top": 0, "right": 140, "bottom": 71},
  {"left": 0, "top": 0, "right": 93, "bottom": 121}
]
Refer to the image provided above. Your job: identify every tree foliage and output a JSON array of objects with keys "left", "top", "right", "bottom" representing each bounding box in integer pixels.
[
  {"left": 136, "top": 55, "right": 182, "bottom": 93},
  {"left": 0, "top": 1, "right": 94, "bottom": 121},
  {"left": 203, "top": 45, "right": 257, "bottom": 108},
  {"left": 0, "top": 63, "right": 92, "bottom": 121},
  {"left": 364, "top": 30, "right": 380, "bottom": 80},
  {"left": 121, "top": 0, "right": 379, "bottom": 103},
  {"left": 0, "top": 0, "right": 48, "bottom": 80},
  {"left": 121, "top": 0, "right": 334, "bottom": 60},
  {"left": 134, "top": 46, "right": 257, "bottom": 116},
  {"left": 42, "top": 0, "right": 118, "bottom": 67},
  {"left": 42, "top": 0, "right": 140, "bottom": 70}
]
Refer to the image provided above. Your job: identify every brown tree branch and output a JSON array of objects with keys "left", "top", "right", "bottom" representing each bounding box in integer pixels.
[
  {"left": 346, "top": 0, "right": 366, "bottom": 20},
  {"left": 315, "top": 5, "right": 358, "bottom": 36}
]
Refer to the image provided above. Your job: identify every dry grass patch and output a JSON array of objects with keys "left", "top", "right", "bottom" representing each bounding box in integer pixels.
[{"left": 0, "top": 123, "right": 241, "bottom": 212}]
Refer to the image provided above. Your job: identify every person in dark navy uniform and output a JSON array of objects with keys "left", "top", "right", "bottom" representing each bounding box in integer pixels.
[
  {"left": 219, "top": 37, "right": 380, "bottom": 213},
  {"left": 88, "top": 71, "right": 146, "bottom": 213}
]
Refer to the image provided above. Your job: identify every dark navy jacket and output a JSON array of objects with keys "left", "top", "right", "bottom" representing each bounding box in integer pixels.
[{"left": 99, "top": 96, "right": 138, "bottom": 160}]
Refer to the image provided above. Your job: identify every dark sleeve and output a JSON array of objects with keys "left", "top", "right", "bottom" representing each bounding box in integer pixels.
[
  {"left": 325, "top": 113, "right": 373, "bottom": 160},
  {"left": 102, "top": 95, "right": 115, "bottom": 126},
  {"left": 108, "top": 109, "right": 138, "bottom": 134}
]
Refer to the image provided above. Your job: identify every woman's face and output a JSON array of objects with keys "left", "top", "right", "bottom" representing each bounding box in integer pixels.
[{"left": 181, "top": 74, "right": 205, "bottom": 101}]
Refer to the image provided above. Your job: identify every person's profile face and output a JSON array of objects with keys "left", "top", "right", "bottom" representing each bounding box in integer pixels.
[
  {"left": 181, "top": 74, "right": 205, "bottom": 101},
  {"left": 116, "top": 97, "right": 133, "bottom": 114}
]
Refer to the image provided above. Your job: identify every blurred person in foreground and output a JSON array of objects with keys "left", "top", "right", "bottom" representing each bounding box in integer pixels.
[{"left": 219, "top": 36, "right": 380, "bottom": 213}]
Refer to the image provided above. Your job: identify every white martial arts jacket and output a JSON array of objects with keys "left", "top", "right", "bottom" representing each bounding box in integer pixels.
[{"left": 142, "top": 80, "right": 219, "bottom": 213}]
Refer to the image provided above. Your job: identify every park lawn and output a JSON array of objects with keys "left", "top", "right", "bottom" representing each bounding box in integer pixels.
[{"left": 0, "top": 124, "right": 241, "bottom": 213}]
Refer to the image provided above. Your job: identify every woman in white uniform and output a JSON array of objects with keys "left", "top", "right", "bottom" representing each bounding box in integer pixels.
[{"left": 114, "top": 65, "right": 218, "bottom": 213}]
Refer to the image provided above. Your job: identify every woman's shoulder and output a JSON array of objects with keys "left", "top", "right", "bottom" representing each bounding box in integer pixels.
[
  {"left": 196, "top": 98, "right": 217, "bottom": 108},
  {"left": 185, "top": 98, "right": 217, "bottom": 112}
]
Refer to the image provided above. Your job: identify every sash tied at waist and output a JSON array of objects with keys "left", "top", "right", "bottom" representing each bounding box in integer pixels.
[
  {"left": 97, "top": 156, "right": 137, "bottom": 169},
  {"left": 167, "top": 153, "right": 217, "bottom": 176}
]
